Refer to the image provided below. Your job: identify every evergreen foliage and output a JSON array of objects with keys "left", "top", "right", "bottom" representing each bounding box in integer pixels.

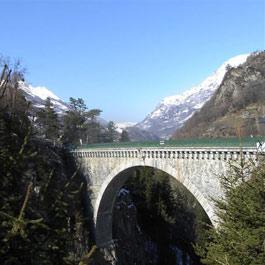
[
  {"left": 119, "top": 129, "right": 130, "bottom": 142},
  {"left": 62, "top": 97, "right": 102, "bottom": 145},
  {"left": 35, "top": 97, "right": 61, "bottom": 140},
  {"left": 105, "top": 121, "right": 117, "bottom": 143},
  {"left": 0, "top": 65, "right": 91, "bottom": 264},
  {"left": 196, "top": 158, "right": 265, "bottom": 265},
  {"left": 121, "top": 167, "right": 210, "bottom": 265}
]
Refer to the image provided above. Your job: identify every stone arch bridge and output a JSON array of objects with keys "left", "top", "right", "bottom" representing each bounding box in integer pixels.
[{"left": 72, "top": 146, "right": 258, "bottom": 247}]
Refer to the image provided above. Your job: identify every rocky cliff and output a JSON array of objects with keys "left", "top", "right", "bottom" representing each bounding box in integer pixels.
[
  {"left": 173, "top": 51, "right": 265, "bottom": 139},
  {"left": 112, "top": 188, "right": 156, "bottom": 265},
  {"left": 88, "top": 188, "right": 155, "bottom": 265}
]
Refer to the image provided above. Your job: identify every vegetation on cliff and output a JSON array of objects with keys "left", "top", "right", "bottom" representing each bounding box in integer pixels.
[
  {"left": 173, "top": 51, "right": 265, "bottom": 139},
  {"left": 196, "top": 157, "right": 265, "bottom": 265}
]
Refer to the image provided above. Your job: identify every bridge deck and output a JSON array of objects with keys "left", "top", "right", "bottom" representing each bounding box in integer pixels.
[{"left": 73, "top": 137, "right": 265, "bottom": 150}]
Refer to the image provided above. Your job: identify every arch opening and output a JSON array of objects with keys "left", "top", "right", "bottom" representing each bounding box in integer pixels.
[{"left": 95, "top": 165, "right": 212, "bottom": 264}]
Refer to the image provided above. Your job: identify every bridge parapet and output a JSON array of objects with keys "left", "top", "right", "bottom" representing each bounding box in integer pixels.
[{"left": 72, "top": 147, "right": 258, "bottom": 161}]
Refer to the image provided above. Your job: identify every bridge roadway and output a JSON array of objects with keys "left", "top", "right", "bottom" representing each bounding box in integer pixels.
[{"left": 72, "top": 146, "right": 258, "bottom": 247}]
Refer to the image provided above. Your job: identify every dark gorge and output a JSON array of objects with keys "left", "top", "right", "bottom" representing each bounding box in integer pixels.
[{"left": 112, "top": 167, "right": 211, "bottom": 265}]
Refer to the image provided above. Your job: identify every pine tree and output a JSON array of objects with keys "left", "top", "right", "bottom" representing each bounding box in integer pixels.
[
  {"left": 196, "top": 159, "right": 265, "bottom": 265},
  {"left": 105, "top": 121, "right": 117, "bottom": 143},
  {"left": 62, "top": 97, "right": 102, "bottom": 145},
  {"left": 85, "top": 109, "right": 102, "bottom": 144},
  {"left": 120, "top": 129, "right": 130, "bottom": 142},
  {"left": 0, "top": 65, "right": 91, "bottom": 265},
  {"left": 62, "top": 97, "right": 86, "bottom": 145},
  {"left": 124, "top": 167, "right": 205, "bottom": 264},
  {"left": 36, "top": 97, "right": 60, "bottom": 140}
]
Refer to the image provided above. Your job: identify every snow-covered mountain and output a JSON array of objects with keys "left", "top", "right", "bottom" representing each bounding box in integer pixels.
[
  {"left": 19, "top": 82, "right": 110, "bottom": 128},
  {"left": 116, "top": 122, "right": 137, "bottom": 133},
  {"left": 115, "top": 122, "right": 159, "bottom": 141},
  {"left": 135, "top": 54, "right": 250, "bottom": 139},
  {"left": 19, "top": 81, "right": 68, "bottom": 114}
]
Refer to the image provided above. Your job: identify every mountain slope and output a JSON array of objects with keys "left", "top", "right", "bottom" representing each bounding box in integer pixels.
[
  {"left": 126, "top": 126, "right": 160, "bottom": 141},
  {"left": 172, "top": 51, "right": 265, "bottom": 139},
  {"left": 116, "top": 122, "right": 137, "bottom": 133},
  {"left": 19, "top": 81, "right": 68, "bottom": 114},
  {"left": 115, "top": 122, "right": 159, "bottom": 141},
  {"left": 135, "top": 54, "right": 249, "bottom": 139}
]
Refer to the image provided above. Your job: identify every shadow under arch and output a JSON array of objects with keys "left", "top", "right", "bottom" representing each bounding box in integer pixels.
[{"left": 94, "top": 162, "right": 214, "bottom": 247}]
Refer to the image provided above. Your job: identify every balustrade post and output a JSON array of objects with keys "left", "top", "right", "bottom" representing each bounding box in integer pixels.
[{"left": 181, "top": 151, "right": 184, "bottom": 159}]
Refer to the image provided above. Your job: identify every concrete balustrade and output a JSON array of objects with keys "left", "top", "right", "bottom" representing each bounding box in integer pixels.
[{"left": 72, "top": 147, "right": 258, "bottom": 161}]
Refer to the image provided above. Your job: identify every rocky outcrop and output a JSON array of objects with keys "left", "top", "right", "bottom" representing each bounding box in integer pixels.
[
  {"left": 173, "top": 51, "right": 265, "bottom": 139},
  {"left": 112, "top": 188, "right": 156, "bottom": 265},
  {"left": 126, "top": 126, "right": 160, "bottom": 141},
  {"left": 88, "top": 188, "right": 156, "bottom": 265}
]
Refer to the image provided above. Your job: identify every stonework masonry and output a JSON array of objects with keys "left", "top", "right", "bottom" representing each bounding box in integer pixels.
[{"left": 72, "top": 147, "right": 258, "bottom": 247}]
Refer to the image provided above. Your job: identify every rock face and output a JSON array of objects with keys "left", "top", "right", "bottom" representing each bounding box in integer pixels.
[
  {"left": 116, "top": 122, "right": 159, "bottom": 142},
  {"left": 126, "top": 126, "right": 160, "bottom": 141},
  {"left": 89, "top": 188, "right": 156, "bottom": 265},
  {"left": 112, "top": 188, "right": 154, "bottom": 265},
  {"left": 173, "top": 51, "right": 265, "bottom": 139},
  {"left": 135, "top": 54, "right": 249, "bottom": 139}
]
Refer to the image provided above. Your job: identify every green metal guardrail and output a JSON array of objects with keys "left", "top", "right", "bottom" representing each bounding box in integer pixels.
[{"left": 73, "top": 137, "right": 265, "bottom": 149}]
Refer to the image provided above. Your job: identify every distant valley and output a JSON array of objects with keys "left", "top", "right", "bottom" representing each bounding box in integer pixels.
[{"left": 19, "top": 51, "right": 265, "bottom": 141}]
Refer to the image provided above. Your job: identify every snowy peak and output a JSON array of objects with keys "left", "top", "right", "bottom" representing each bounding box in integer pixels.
[
  {"left": 161, "top": 53, "right": 249, "bottom": 107},
  {"left": 21, "top": 84, "right": 60, "bottom": 101},
  {"left": 215, "top": 54, "right": 250, "bottom": 74},
  {"left": 116, "top": 122, "right": 137, "bottom": 133},
  {"left": 19, "top": 81, "right": 68, "bottom": 114},
  {"left": 20, "top": 81, "right": 60, "bottom": 100},
  {"left": 136, "top": 53, "right": 250, "bottom": 139}
]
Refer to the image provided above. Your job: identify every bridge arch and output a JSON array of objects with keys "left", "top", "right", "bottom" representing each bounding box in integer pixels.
[
  {"left": 94, "top": 160, "right": 215, "bottom": 247},
  {"left": 73, "top": 147, "right": 257, "bottom": 247}
]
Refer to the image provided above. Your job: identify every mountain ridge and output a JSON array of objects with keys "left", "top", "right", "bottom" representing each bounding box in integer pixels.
[
  {"left": 135, "top": 54, "right": 250, "bottom": 139},
  {"left": 172, "top": 51, "right": 265, "bottom": 139},
  {"left": 19, "top": 81, "right": 68, "bottom": 115}
]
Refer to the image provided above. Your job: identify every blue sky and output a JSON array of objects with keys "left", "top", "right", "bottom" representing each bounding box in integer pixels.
[{"left": 1, "top": 0, "right": 264, "bottom": 122}]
